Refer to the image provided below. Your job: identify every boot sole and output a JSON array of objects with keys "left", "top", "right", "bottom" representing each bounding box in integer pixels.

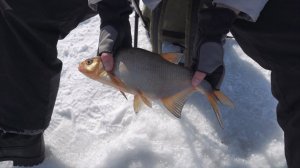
[{"left": 0, "top": 153, "right": 45, "bottom": 167}]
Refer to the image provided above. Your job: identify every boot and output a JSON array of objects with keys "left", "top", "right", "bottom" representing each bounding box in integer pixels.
[{"left": 0, "top": 131, "right": 45, "bottom": 166}]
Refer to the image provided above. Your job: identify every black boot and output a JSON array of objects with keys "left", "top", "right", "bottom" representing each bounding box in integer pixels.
[{"left": 0, "top": 131, "right": 45, "bottom": 166}]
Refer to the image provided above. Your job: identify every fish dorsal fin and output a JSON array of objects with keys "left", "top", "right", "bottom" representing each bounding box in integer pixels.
[
  {"left": 107, "top": 73, "right": 128, "bottom": 100},
  {"left": 161, "top": 87, "right": 196, "bottom": 118},
  {"left": 133, "top": 95, "right": 142, "bottom": 113},
  {"left": 160, "top": 52, "right": 183, "bottom": 64}
]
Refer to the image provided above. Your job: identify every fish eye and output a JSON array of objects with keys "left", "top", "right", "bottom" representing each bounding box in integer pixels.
[{"left": 86, "top": 59, "right": 93, "bottom": 65}]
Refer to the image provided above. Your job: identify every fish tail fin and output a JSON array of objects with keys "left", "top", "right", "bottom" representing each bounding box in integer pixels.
[
  {"left": 196, "top": 86, "right": 234, "bottom": 128},
  {"left": 213, "top": 90, "right": 234, "bottom": 108},
  {"left": 206, "top": 92, "right": 224, "bottom": 129},
  {"left": 195, "top": 86, "right": 226, "bottom": 128}
]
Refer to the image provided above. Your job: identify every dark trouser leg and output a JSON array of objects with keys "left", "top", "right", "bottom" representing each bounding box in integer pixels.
[
  {"left": 0, "top": 0, "right": 95, "bottom": 133},
  {"left": 230, "top": 0, "right": 300, "bottom": 167},
  {"left": 0, "top": 0, "right": 95, "bottom": 166},
  {"left": 271, "top": 71, "right": 300, "bottom": 168},
  {"left": 0, "top": 1, "right": 62, "bottom": 133}
]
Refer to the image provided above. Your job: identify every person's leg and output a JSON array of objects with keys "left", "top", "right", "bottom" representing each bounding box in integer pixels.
[
  {"left": 0, "top": 1, "right": 62, "bottom": 134},
  {"left": 230, "top": 0, "right": 300, "bottom": 167},
  {"left": 271, "top": 71, "right": 300, "bottom": 168},
  {"left": 0, "top": 1, "right": 61, "bottom": 165},
  {"left": 0, "top": 0, "right": 96, "bottom": 133},
  {"left": 231, "top": 0, "right": 300, "bottom": 73},
  {"left": 0, "top": 0, "right": 95, "bottom": 166}
]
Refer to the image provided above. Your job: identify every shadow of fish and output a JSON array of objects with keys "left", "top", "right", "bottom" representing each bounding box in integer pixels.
[{"left": 78, "top": 48, "right": 234, "bottom": 128}]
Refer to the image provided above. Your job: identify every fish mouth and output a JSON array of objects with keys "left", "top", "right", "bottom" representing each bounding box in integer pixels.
[{"left": 78, "top": 63, "right": 85, "bottom": 72}]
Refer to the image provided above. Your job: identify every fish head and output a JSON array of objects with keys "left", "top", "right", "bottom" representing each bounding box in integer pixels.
[{"left": 78, "top": 57, "right": 105, "bottom": 80}]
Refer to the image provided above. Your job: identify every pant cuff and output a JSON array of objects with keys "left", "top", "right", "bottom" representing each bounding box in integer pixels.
[{"left": 0, "top": 127, "right": 44, "bottom": 135}]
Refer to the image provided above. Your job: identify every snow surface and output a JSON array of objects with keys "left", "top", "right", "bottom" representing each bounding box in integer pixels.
[{"left": 1, "top": 14, "right": 287, "bottom": 168}]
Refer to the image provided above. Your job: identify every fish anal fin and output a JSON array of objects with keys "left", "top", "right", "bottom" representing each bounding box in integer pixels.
[
  {"left": 213, "top": 91, "right": 234, "bottom": 108},
  {"left": 160, "top": 52, "right": 182, "bottom": 64},
  {"left": 161, "top": 87, "right": 195, "bottom": 118}
]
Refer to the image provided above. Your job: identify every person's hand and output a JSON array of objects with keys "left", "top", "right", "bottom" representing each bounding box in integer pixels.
[
  {"left": 192, "top": 71, "right": 207, "bottom": 87},
  {"left": 100, "top": 52, "right": 114, "bottom": 71}
]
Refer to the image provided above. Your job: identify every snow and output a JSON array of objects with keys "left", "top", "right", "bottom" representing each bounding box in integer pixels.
[{"left": 1, "top": 14, "right": 286, "bottom": 168}]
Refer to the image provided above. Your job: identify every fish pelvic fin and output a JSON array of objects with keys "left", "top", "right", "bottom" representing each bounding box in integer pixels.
[
  {"left": 138, "top": 91, "right": 152, "bottom": 108},
  {"left": 161, "top": 52, "right": 183, "bottom": 64},
  {"left": 133, "top": 91, "right": 152, "bottom": 113},
  {"left": 161, "top": 87, "right": 196, "bottom": 118},
  {"left": 134, "top": 95, "right": 142, "bottom": 113}
]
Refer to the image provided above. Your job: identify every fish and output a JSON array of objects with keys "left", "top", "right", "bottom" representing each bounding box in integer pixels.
[{"left": 78, "top": 48, "right": 234, "bottom": 128}]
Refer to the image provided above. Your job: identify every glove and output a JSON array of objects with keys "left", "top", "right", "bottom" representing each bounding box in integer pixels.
[
  {"left": 205, "top": 65, "right": 225, "bottom": 90},
  {"left": 194, "top": 7, "right": 237, "bottom": 89},
  {"left": 97, "top": 0, "right": 132, "bottom": 55}
]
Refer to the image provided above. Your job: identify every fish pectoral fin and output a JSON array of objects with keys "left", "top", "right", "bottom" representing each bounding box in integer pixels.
[
  {"left": 100, "top": 72, "right": 128, "bottom": 100},
  {"left": 206, "top": 92, "right": 224, "bottom": 129},
  {"left": 213, "top": 91, "right": 234, "bottom": 108},
  {"left": 107, "top": 73, "right": 127, "bottom": 89},
  {"left": 160, "top": 52, "right": 183, "bottom": 64},
  {"left": 137, "top": 91, "right": 152, "bottom": 108},
  {"left": 120, "top": 91, "right": 128, "bottom": 100},
  {"left": 99, "top": 71, "right": 109, "bottom": 78},
  {"left": 107, "top": 72, "right": 128, "bottom": 96},
  {"left": 133, "top": 95, "right": 142, "bottom": 113},
  {"left": 161, "top": 87, "right": 195, "bottom": 118}
]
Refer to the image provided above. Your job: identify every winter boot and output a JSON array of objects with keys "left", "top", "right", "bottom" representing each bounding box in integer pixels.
[{"left": 0, "top": 131, "right": 45, "bottom": 166}]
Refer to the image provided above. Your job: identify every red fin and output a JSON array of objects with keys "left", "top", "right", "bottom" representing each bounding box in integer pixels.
[
  {"left": 195, "top": 86, "right": 225, "bottom": 128},
  {"left": 206, "top": 93, "right": 224, "bottom": 128},
  {"left": 107, "top": 73, "right": 128, "bottom": 100},
  {"left": 120, "top": 91, "right": 128, "bottom": 100},
  {"left": 213, "top": 91, "right": 234, "bottom": 108},
  {"left": 138, "top": 91, "right": 152, "bottom": 108},
  {"left": 133, "top": 91, "right": 152, "bottom": 113},
  {"left": 134, "top": 95, "right": 142, "bottom": 113}
]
